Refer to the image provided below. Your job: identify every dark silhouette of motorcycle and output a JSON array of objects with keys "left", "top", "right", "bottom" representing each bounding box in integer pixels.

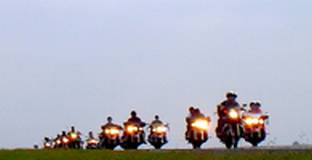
[
  {"left": 98, "top": 126, "right": 122, "bottom": 150},
  {"left": 218, "top": 107, "right": 244, "bottom": 149},
  {"left": 148, "top": 123, "right": 168, "bottom": 149},
  {"left": 121, "top": 122, "right": 146, "bottom": 150},
  {"left": 242, "top": 113, "right": 269, "bottom": 147},
  {"left": 86, "top": 138, "right": 99, "bottom": 149},
  {"left": 187, "top": 117, "right": 210, "bottom": 149},
  {"left": 67, "top": 132, "right": 83, "bottom": 149}
]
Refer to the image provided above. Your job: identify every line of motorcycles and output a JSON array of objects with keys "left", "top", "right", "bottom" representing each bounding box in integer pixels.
[
  {"left": 218, "top": 107, "right": 269, "bottom": 149},
  {"left": 42, "top": 108, "right": 268, "bottom": 150},
  {"left": 43, "top": 121, "right": 169, "bottom": 150},
  {"left": 185, "top": 106, "right": 269, "bottom": 149}
]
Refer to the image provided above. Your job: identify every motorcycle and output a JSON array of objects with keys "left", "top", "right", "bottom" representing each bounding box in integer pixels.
[
  {"left": 148, "top": 123, "right": 168, "bottom": 149},
  {"left": 86, "top": 138, "right": 99, "bottom": 149},
  {"left": 53, "top": 137, "right": 62, "bottom": 149},
  {"left": 59, "top": 135, "right": 70, "bottom": 149},
  {"left": 121, "top": 122, "right": 146, "bottom": 149},
  {"left": 99, "top": 126, "right": 122, "bottom": 150},
  {"left": 187, "top": 116, "right": 210, "bottom": 149},
  {"left": 67, "top": 132, "right": 83, "bottom": 149},
  {"left": 43, "top": 137, "right": 54, "bottom": 149},
  {"left": 219, "top": 107, "right": 244, "bottom": 149},
  {"left": 242, "top": 113, "right": 269, "bottom": 147}
]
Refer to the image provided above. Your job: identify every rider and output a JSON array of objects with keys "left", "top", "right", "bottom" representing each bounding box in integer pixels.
[
  {"left": 185, "top": 106, "right": 195, "bottom": 139},
  {"left": 68, "top": 126, "right": 76, "bottom": 135},
  {"left": 44, "top": 137, "right": 51, "bottom": 143},
  {"left": 149, "top": 115, "right": 168, "bottom": 143},
  {"left": 43, "top": 137, "right": 52, "bottom": 148},
  {"left": 86, "top": 131, "right": 97, "bottom": 144},
  {"left": 98, "top": 116, "right": 122, "bottom": 146},
  {"left": 151, "top": 115, "right": 163, "bottom": 125},
  {"left": 61, "top": 131, "right": 67, "bottom": 137},
  {"left": 185, "top": 107, "right": 205, "bottom": 140},
  {"left": 126, "top": 111, "right": 146, "bottom": 127},
  {"left": 101, "top": 116, "right": 122, "bottom": 134},
  {"left": 124, "top": 111, "right": 146, "bottom": 143},
  {"left": 88, "top": 131, "right": 95, "bottom": 139},
  {"left": 67, "top": 126, "right": 80, "bottom": 140},
  {"left": 53, "top": 134, "right": 63, "bottom": 148},
  {"left": 54, "top": 134, "right": 62, "bottom": 145},
  {"left": 216, "top": 91, "right": 240, "bottom": 138},
  {"left": 186, "top": 107, "right": 196, "bottom": 123},
  {"left": 246, "top": 101, "right": 267, "bottom": 142},
  {"left": 61, "top": 131, "right": 68, "bottom": 146},
  {"left": 248, "top": 101, "right": 263, "bottom": 114},
  {"left": 247, "top": 101, "right": 268, "bottom": 122},
  {"left": 193, "top": 108, "right": 205, "bottom": 118}
]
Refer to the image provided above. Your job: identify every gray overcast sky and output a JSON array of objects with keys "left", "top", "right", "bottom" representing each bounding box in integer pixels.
[{"left": 0, "top": 0, "right": 311, "bottom": 148}]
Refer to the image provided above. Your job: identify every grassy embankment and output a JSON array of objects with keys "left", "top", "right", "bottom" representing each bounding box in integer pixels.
[{"left": 0, "top": 149, "right": 311, "bottom": 160}]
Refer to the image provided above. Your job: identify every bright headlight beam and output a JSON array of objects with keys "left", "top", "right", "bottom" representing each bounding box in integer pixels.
[
  {"left": 154, "top": 126, "right": 167, "bottom": 133},
  {"left": 191, "top": 119, "right": 209, "bottom": 130},
  {"left": 229, "top": 110, "right": 239, "bottom": 119},
  {"left": 127, "top": 126, "right": 138, "bottom": 133},
  {"left": 245, "top": 117, "right": 263, "bottom": 125}
]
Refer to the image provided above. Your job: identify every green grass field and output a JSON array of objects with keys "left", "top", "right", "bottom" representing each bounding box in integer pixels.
[{"left": 0, "top": 149, "right": 311, "bottom": 160}]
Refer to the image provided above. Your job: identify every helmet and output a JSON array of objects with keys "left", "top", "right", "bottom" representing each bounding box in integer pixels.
[
  {"left": 250, "top": 101, "right": 261, "bottom": 107},
  {"left": 194, "top": 108, "right": 200, "bottom": 113},
  {"left": 189, "top": 106, "right": 195, "bottom": 112},
  {"left": 226, "top": 91, "right": 237, "bottom": 98},
  {"left": 255, "top": 101, "right": 262, "bottom": 106},
  {"left": 44, "top": 137, "right": 50, "bottom": 141},
  {"left": 131, "top": 110, "right": 137, "bottom": 117},
  {"left": 107, "top": 116, "right": 113, "bottom": 122},
  {"left": 155, "top": 115, "right": 159, "bottom": 120}
]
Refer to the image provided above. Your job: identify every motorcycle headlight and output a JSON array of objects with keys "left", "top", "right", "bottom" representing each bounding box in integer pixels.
[
  {"left": 245, "top": 117, "right": 253, "bottom": 125},
  {"left": 252, "top": 118, "right": 259, "bottom": 124},
  {"left": 153, "top": 126, "right": 167, "bottom": 133},
  {"left": 229, "top": 109, "right": 239, "bottom": 119},
  {"left": 56, "top": 139, "right": 61, "bottom": 145},
  {"left": 105, "top": 128, "right": 120, "bottom": 135},
  {"left": 127, "top": 125, "right": 138, "bottom": 133},
  {"left": 44, "top": 143, "right": 51, "bottom": 147},
  {"left": 62, "top": 137, "right": 69, "bottom": 144},
  {"left": 110, "top": 128, "right": 120, "bottom": 135},
  {"left": 191, "top": 119, "right": 209, "bottom": 130},
  {"left": 70, "top": 133, "right": 78, "bottom": 139},
  {"left": 259, "top": 119, "right": 264, "bottom": 124},
  {"left": 245, "top": 117, "right": 261, "bottom": 125}
]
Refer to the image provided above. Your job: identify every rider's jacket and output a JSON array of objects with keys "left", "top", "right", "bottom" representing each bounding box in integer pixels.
[
  {"left": 218, "top": 100, "right": 240, "bottom": 117},
  {"left": 126, "top": 116, "right": 146, "bottom": 127},
  {"left": 101, "top": 123, "right": 122, "bottom": 131},
  {"left": 151, "top": 120, "right": 163, "bottom": 126},
  {"left": 248, "top": 108, "right": 262, "bottom": 114}
]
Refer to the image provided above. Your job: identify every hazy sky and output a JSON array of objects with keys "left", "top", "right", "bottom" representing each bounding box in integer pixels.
[{"left": 0, "top": 0, "right": 311, "bottom": 148}]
